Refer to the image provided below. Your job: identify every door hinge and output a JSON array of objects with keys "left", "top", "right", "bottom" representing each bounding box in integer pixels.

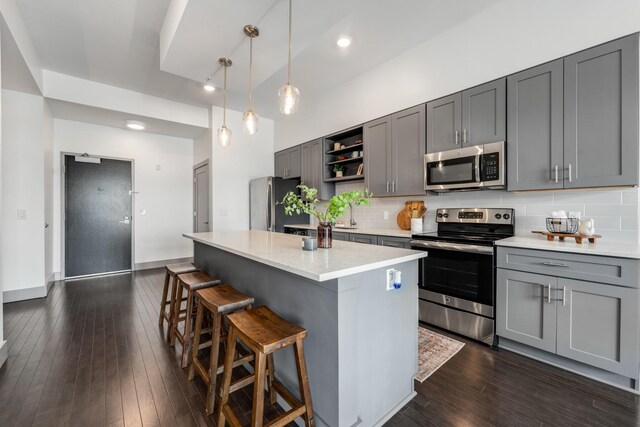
[{"left": 193, "top": 211, "right": 197, "bottom": 217}]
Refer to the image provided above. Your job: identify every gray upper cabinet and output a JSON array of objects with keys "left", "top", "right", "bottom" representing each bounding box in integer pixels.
[
  {"left": 496, "top": 269, "right": 558, "bottom": 353},
  {"left": 507, "top": 60, "right": 564, "bottom": 191},
  {"left": 426, "top": 93, "right": 461, "bottom": 153},
  {"left": 427, "top": 79, "right": 505, "bottom": 154},
  {"left": 556, "top": 278, "right": 639, "bottom": 377},
  {"left": 462, "top": 79, "right": 506, "bottom": 146},
  {"left": 564, "top": 34, "right": 639, "bottom": 188},
  {"left": 364, "top": 116, "right": 393, "bottom": 196},
  {"left": 391, "top": 105, "right": 426, "bottom": 196},
  {"left": 274, "top": 146, "right": 302, "bottom": 179},
  {"left": 301, "top": 139, "right": 334, "bottom": 200},
  {"left": 365, "top": 105, "right": 426, "bottom": 197}
]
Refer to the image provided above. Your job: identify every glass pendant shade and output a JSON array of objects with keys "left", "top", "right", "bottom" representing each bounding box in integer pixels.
[
  {"left": 278, "top": 84, "right": 300, "bottom": 115},
  {"left": 218, "top": 125, "right": 232, "bottom": 148},
  {"left": 242, "top": 110, "right": 259, "bottom": 134}
]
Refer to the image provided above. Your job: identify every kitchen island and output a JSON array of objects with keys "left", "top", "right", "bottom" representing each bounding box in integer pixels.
[{"left": 183, "top": 230, "right": 427, "bottom": 427}]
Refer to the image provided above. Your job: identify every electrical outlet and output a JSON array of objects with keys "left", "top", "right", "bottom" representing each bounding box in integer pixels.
[
  {"left": 155, "top": 164, "right": 161, "bottom": 171},
  {"left": 569, "top": 211, "right": 581, "bottom": 219},
  {"left": 220, "top": 209, "right": 228, "bottom": 217},
  {"left": 383, "top": 211, "right": 389, "bottom": 220},
  {"left": 386, "top": 269, "right": 395, "bottom": 291},
  {"left": 17, "top": 209, "right": 27, "bottom": 220}
]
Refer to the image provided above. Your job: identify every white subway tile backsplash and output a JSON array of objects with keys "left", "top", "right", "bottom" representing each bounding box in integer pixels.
[
  {"left": 525, "top": 204, "right": 585, "bottom": 217},
  {"left": 553, "top": 190, "right": 622, "bottom": 205},
  {"left": 585, "top": 204, "right": 638, "bottom": 218},
  {"left": 621, "top": 217, "right": 638, "bottom": 230},
  {"left": 622, "top": 189, "right": 638, "bottom": 205}
]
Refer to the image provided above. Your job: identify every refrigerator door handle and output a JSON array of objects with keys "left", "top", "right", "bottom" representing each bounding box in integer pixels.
[{"left": 267, "top": 181, "right": 272, "bottom": 231}]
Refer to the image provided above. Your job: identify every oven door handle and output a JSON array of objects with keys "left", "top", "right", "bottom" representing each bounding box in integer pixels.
[{"left": 410, "top": 240, "right": 494, "bottom": 254}]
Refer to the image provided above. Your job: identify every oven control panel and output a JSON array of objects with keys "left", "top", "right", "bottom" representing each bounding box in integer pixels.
[{"left": 436, "top": 208, "right": 514, "bottom": 225}]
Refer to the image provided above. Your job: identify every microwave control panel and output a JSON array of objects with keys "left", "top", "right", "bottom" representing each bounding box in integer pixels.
[{"left": 481, "top": 153, "right": 500, "bottom": 180}]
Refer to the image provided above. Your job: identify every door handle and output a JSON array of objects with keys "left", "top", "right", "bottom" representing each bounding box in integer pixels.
[
  {"left": 554, "top": 165, "right": 558, "bottom": 183},
  {"left": 391, "top": 181, "right": 395, "bottom": 193},
  {"left": 547, "top": 283, "right": 551, "bottom": 304},
  {"left": 386, "top": 181, "right": 390, "bottom": 193},
  {"left": 568, "top": 164, "right": 572, "bottom": 183},
  {"left": 542, "top": 261, "right": 570, "bottom": 268},
  {"left": 463, "top": 129, "right": 468, "bottom": 144},
  {"left": 455, "top": 131, "right": 460, "bottom": 145},
  {"left": 561, "top": 286, "right": 566, "bottom": 306}
]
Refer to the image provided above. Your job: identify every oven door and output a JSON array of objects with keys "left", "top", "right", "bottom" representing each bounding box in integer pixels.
[
  {"left": 424, "top": 147, "right": 481, "bottom": 191},
  {"left": 412, "top": 240, "right": 494, "bottom": 316}
]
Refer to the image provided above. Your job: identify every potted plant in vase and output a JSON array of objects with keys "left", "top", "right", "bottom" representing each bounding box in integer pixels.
[
  {"left": 333, "top": 164, "right": 345, "bottom": 178},
  {"left": 279, "top": 184, "right": 371, "bottom": 248}
]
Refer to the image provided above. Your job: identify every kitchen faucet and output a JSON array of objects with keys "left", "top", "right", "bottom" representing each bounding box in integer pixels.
[{"left": 349, "top": 203, "right": 357, "bottom": 227}]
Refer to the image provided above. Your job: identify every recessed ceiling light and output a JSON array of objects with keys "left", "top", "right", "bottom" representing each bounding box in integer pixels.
[
  {"left": 337, "top": 37, "right": 351, "bottom": 48},
  {"left": 125, "top": 120, "right": 146, "bottom": 131},
  {"left": 203, "top": 78, "right": 216, "bottom": 92}
]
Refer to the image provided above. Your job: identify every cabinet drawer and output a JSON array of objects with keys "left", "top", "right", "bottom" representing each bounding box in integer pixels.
[
  {"left": 378, "top": 236, "right": 411, "bottom": 249},
  {"left": 497, "top": 247, "right": 638, "bottom": 288},
  {"left": 349, "top": 234, "right": 378, "bottom": 245},
  {"left": 332, "top": 232, "right": 349, "bottom": 241}
]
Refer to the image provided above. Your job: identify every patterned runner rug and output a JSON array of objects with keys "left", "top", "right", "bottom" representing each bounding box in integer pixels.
[{"left": 416, "top": 327, "right": 465, "bottom": 382}]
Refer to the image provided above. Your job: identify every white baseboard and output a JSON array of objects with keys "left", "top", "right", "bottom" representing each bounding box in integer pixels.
[
  {"left": 47, "top": 273, "right": 56, "bottom": 292},
  {"left": 3, "top": 285, "right": 48, "bottom": 303},
  {"left": 134, "top": 256, "right": 194, "bottom": 271},
  {"left": 0, "top": 340, "right": 7, "bottom": 368}
]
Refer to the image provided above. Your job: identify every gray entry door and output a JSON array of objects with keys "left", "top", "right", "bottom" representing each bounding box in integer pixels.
[
  {"left": 194, "top": 163, "right": 209, "bottom": 232},
  {"left": 65, "top": 156, "right": 132, "bottom": 277}
]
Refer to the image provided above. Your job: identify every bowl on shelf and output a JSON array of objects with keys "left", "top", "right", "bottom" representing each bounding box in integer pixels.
[{"left": 546, "top": 217, "right": 579, "bottom": 234}]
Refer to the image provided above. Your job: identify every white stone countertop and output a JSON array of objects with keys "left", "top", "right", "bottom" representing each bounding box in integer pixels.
[
  {"left": 184, "top": 230, "right": 426, "bottom": 282},
  {"left": 496, "top": 235, "right": 640, "bottom": 259},
  {"left": 283, "top": 224, "right": 412, "bottom": 239}
]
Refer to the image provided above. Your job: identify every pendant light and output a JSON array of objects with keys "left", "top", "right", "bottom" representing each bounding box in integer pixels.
[
  {"left": 242, "top": 25, "right": 259, "bottom": 134},
  {"left": 217, "top": 58, "right": 232, "bottom": 148},
  {"left": 278, "top": 0, "right": 299, "bottom": 115}
]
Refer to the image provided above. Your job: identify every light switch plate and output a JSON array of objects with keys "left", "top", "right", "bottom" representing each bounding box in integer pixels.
[
  {"left": 383, "top": 211, "right": 389, "bottom": 220},
  {"left": 17, "top": 209, "right": 27, "bottom": 220},
  {"left": 386, "top": 268, "right": 395, "bottom": 291}
]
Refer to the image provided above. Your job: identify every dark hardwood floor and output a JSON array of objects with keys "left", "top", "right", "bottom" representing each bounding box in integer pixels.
[{"left": 1, "top": 268, "right": 638, "bottom": 426}]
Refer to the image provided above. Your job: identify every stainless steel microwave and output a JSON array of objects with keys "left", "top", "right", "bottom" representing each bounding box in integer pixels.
[{"left": 424, "top": 141, "right": 505, "bottom": 192}]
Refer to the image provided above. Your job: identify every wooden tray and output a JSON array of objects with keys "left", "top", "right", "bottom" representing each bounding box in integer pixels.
[{"left": 532, "top": 230, "right": 601, "bottom": 244}]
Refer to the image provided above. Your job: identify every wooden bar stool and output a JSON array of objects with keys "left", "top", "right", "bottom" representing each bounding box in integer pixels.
[
  {"left": 158, "top": 262, "right": 201, "bottom": 341},
  {"left": 170, "top": 271, "right": 221, "bottom": 368},
  {"left": 217, "top": 306, "right": 315, "bottom": 427},
  {"left": 188, "top": 285, "right": 255, "bottom": 415}
]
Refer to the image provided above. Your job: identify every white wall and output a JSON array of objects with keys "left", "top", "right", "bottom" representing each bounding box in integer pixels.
[
  {"left": 210, "top": 106, "right": 274, "bottom": 230},
  {"left": 1, "top": 89, "right": 45, "bottom": 296},
  {"left": 53, "top": 120, "right": 194, "bottom": 273},
  {"left": 274, "top": 0, "right": 640, "bottom": 149},
  {"left": 0, "top": 31, "right": 5, "bottom": 364},
  {"left": 43, "top": 100, "right": 53, "bottom": 284}
]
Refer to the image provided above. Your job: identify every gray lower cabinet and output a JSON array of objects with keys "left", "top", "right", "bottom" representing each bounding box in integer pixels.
[
  {"left": 497, "top": 246, "right": 640, "bottom": 381},
  {"left": 378, "top": 236, "right": 411, "bottom": 249},
  {"left": 349, "top": 234, "right": 378, "bottom": 245},
  {"left": 496, "top": 269, "right": 558, "bottom": 353},
  {"left": 274, "top": 146, "right": 302, "bottom": 179},
  {"left": 427, "top": 79, "right": 506, "bottom": 154},
  {"left": 332, "top": 232, "right": 349, "bottom": 241},
  {"left": 301, "top": 139, "right": 334, "bottom": 200},
  {"left": 365, "top": 105, "right": 426, "bottom": 197},
  {"left": 507, "top": 60, "right": 564, "bottom": 191},
  {"left": 564, "top": 34, "right": 639, "bottom": 188}
]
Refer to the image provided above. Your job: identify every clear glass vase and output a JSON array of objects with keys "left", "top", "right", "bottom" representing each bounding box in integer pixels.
[{"left": 317, "top": 222, "right": 332, "bottom": 249}]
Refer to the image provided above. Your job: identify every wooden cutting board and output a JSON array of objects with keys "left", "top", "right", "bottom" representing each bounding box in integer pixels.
[
  {"left": 397, "top": 201, "right": 426, "bottom": 230},
  {"left": 397, "top": 209, "right": 412, "bottom": 230}
]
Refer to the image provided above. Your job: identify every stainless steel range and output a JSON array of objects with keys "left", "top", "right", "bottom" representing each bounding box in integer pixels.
[{"left": 411, "top": 208, "right": 515, "bottom": 345}]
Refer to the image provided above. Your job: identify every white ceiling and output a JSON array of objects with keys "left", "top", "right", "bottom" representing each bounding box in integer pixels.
[{"left": 14, "top": 0, "right": 501, "bottom": 119}]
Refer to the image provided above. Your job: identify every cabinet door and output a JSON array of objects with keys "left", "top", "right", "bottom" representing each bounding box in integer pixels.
[
  {"left": 332, "top": 232, "right": 349, "bottom": 241},
  {"left": 287, "top": 145, "right": 302, "bottom": 178},
  {"left": 462, "top": 78, "right": 506, "bottom": 146},
  {"left": 378, "top": 236, "right": 411, "bottom": 249},
  {"left": 391, "top": 105, "right": 426, "bottom": 196},
  {"left": 426, "top": 93, "right": 461, "bottom": 153},
  {"left": 309, "top": 139, "right": 334, "bottom": 200},
  {"left": 349, "top": 234, "right": 378, "bottom": 245},
  {"left": 300, "top": 142, "right": 312, "bottom": 187},
  {"left": 364, "top": 116, "right": 392, "bottom": 196},
  {"left": 556, "top": 278, "right": 639, "bottom": 378},
  {"left": 496, "top": 269, "right": 557, "bottom": 353},
  {"left": 275, "top": 151, "right": 288, "bottom": 178},
  {"left": 507, "top": 60, "right": 564, "bottom": 191},
  {"left": 564, "top": 34, "right": 639, "bottom": 188}
]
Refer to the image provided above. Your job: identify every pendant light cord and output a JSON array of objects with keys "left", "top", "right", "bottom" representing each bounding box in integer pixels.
[
  {"left": 249, "top": 36, "right": 253, "bottom": 110},
  {"left": 287, "top": 0, "right": 292, "bottom": 85},
  {"left": 223, "top": 62, "right": 227, "bottom": 125}
]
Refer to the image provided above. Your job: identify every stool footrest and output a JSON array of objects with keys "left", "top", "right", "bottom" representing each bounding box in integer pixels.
[
  {"left": 229, "top": 373, "right": 255, "bottom": 394},
  {"left": 266, "top": 404, "right": 306, "bottom": 427},
  {"left": 221, "top": 404, "right": 243, "bottom": 427},
  {"left": 216, "top": 352, "right": 254, "bottom": 375},
  {"left": 192, "top": 359, "right": 209, "bottom": 383},
  {"left": 272, "top": 380, "right": 301, "bottom": 410}
]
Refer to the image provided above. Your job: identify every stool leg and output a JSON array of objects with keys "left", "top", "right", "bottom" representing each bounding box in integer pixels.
[
  {"left": 188, "top": 300, "right": 205, "bottom": 381},
  {"left": 170, "top": 281, "right": 184, "bottom": 347},
  {"left": 166, "top": 274, "right": 180, "bottom": 342},
  {"left": 205, "top": 311, "right": 222, "bottom": 415},
  {"left": 159, "top": 271, "right": 170, "bottom": 326},
  {"left": 181, "top": 290, "right": 194, "bottom": 368},
  {"left": 294, "top": 339, "right": 315, "bottom": 427},
  {"left": 251, "top": 351, "right": 267, "bottom": 427},
  {"left": 217, "top": 326, "right": 237, "bottom": 427},
  {"left": 267, "top": 354, "right": 276, "bottom": 405}
]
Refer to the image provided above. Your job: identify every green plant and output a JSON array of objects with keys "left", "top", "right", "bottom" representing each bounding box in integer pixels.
[
  {"left": 279, "top": 183, "right": 371, "bottom": 225},
  {"left": 333, "top": 164, "right": 345, "bottom": 173}
]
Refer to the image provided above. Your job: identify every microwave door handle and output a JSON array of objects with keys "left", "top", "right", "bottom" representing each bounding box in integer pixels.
[{"left": 475, "top": 157, "right": 481, "bottom": 182}]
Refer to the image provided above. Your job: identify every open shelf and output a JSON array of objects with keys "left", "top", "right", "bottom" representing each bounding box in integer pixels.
[
  {"left": 326, "top": 156, "right": 364, "bottom": 166},
  {"left": 325, "top": 175, "right": 365, "bottom": 183},
  {"left": 324, "top": 125, "right": 365, "bottom": 183},
  {"left": 325, "top": 143, "right": 363, "bottom": 156}
]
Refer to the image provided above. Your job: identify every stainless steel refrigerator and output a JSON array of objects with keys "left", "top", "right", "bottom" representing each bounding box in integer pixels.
[{"left": 249, "top": 177, "right": 309, "bottom": 232}]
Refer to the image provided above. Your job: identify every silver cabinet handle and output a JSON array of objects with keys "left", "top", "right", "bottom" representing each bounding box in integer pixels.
[
  {"left": 455, "top": 130, "right": 460, "bottom": 145},
  {"left": 386, "top": 181, "right": 390, "bottom": 193},
  {"left": 554, "top": 165, "right": 559, "bottom": 183},
  {"left": 547, "top": 284, "right": 551, "bottom": 304},
  {"left": 562, "top": 286, "right": 566, "bottom": 306},
  {"left": 463, "top": 129, "right": 468, "bottom": 144},
  {"left": 391, "top": 181, "right": 395, "bottom": 193},
  {"left": 568, "top": 164, "right": 572, "bottom": 183},
  {"left": 543, "top": 261, "right": 570, "bottom": 268}
]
